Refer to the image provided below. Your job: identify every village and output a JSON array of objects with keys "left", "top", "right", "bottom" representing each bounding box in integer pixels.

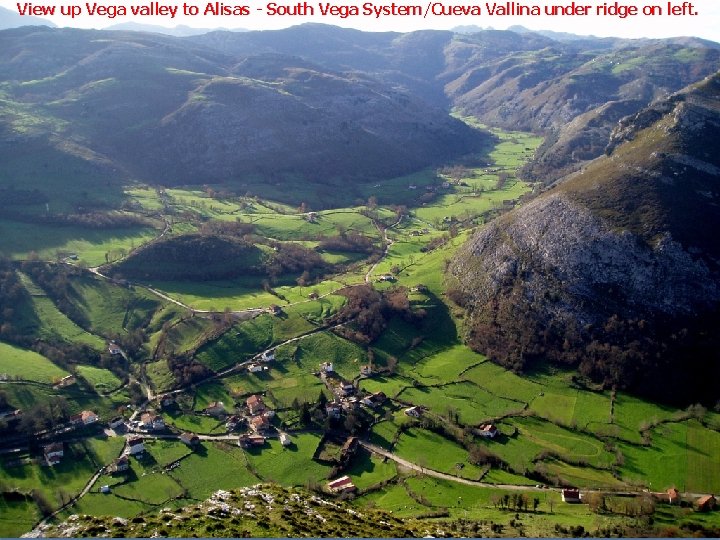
[{"left": 19, "top": 339, "right": 717, "bottom": 517}]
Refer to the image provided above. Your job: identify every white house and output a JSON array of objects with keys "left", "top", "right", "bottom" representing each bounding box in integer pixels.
[{"left": 127, "top": 437, "right": 145, "bottom": 455}]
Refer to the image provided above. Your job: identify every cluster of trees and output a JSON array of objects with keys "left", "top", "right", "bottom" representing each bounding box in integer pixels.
[
  {"left": 199, "top": 220, "right": 255, "bottom": 238},
  {"left": 0, "top": 259, "right": 29, "bottom": 343},
  {"left": 452, "top": 276, "right": 720, "bottom": 405},
  {"left": 21, "top": 261, "right": 89, "bottom": 327},
  {"left": 331, "top": 285, "right": 423, "bottom": 344},
  {"left": 317, "top": 233, "right": 377, "bottom": 255},
  {"left": 489, "top": 493, "right": 541, "bottom": 513},
  {"left": 266, "top": 243, "right": 329, "bottom": 280},
  {"left": 167, "top": 355, "right": 211, "bottom": 387}
]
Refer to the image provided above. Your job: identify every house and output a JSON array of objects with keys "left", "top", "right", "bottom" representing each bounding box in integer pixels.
[
  {"left": 319, "top": 362, "right": 334, "bottom": 373},
  {"left": 262, "top": 410, "right": 275, "bottom": 420},
  {"left": 127, "top": 437, "right": 145, "bottom": 455},
  {"left": 70, "top": 410, "right": 98, "bottom": 426},
  {"left": 108, "top": 416, "right": 125, "bottom": 430},
  {"left": 247, "top": 363, "right": 264, "bottom": 373},
  {"left": 140, "top": 413, "right": 165, "bottom": 431},
  {"left": 476, "top": 424, "right": 498, "bottom": 439},
  {"left": 667, "top": 488, "right": 680, "bottom": 504},
  {"left": 238, "top": 434, "right": 266, "bottom": 448},
  {"left": 108, "top": 343, "right": 122, "bottom": 355},
  {"left": 360, "top": 365, "right": 373, "bottom": 376},
  {"left": 260, "top": 350, "right": 275, "bottom": 362},
  {"left": 226, "top": 415, "right": 242, "bottom": 431},
  {"left": 43, "top": 442, "right": 64, "bottom": 466},
  {"left": 204, "top": 401, "right": 226, "bottom": 417},
  {"left": 377, "top": 275, "right": 396, "bottom": 283},
  {"left": 82, "top": 410, "right": 99, "bottom": 424},
  {"left": 404, "top": 406, "right": 423, "bottom": 418},
  {"left": 561, "top": 489, "right": 582, "bottom": 503},
  {"left": 327, "top": 475, "right": 356, "bottom": 493},
  {"left": 326, "top": 404, "right": 342, "bottom": 419},
  {"left": 109, "top": 455, "right": 130, "bottom": 473},
  {"left": 361, "top": 392, "right": 386, "bottom": 408},
  {"left": 179, "top": 432, "right": 200, "bottom": 446},
  {"left": 340, "top": 382, "right": 355, "bottom": 396},
  {"left": 246, "top": 395, "right": 265, "bottom": 415},
  {"left": 250, "top": 415, "right": 270, "bottom": 433},
  {"left": 341, "top": 398, "right": 359, "bottom": 412},
  {"left": 268, "top": 305, "right": 282, "bottom": 316},
  {"left": 308, "top": 292, "right": 319, "bottom": 300},
  {"left": 696, "top": 495, "right": 717, "bottom": 512},
  {"left": 279, "top": 432, "right": 292, "bottom": 446}
]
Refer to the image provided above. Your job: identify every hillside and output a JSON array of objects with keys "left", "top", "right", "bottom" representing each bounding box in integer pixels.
[
  {"left": 190, "top": 25, "right": 720, "bottom": 184},
  {"left": 449, "top": 73, "right": 720, "bottom": 405},
  {"left": 0, "top": 26, "right": 486, "bottom": 206}
]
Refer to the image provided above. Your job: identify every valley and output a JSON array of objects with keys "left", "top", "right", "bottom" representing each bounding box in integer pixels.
[
  {"left": 0, "top": 121, "right": 718, "bottom": 538},
  {"left": 0, "top": 21, "right": 719, "bottom": 538}
]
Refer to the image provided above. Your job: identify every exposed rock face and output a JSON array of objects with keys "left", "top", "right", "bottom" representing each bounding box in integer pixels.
[
  {"left": 449, "top": 73, "right": 720, "bottom": 403},
  {"left": 452, "top": 193, "right": 718, "bottom": 324}
]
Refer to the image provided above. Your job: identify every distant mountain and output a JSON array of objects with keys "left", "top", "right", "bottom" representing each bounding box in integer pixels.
[
  {"left": 0, "top": 26, "right": 486, "bottom": 206},
  {"left": 104, "top": 22, "right": 243, "bottom": 36},
  {"left": 0, "top": 5, "right": 55, "bottom": 28},
  {"left": 189, "top": 24, "right": 720, "bottom": 179},
  {"left": 449, "top": 73, "right": 720, "bottom": 404}
]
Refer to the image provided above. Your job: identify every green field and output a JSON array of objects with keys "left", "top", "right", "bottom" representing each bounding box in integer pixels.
[
  {"left": 394, "top": 428, "right": 485, "bottom": 480},
  {"left": 0, "top": 219, "right": 158, "bottom": 267},
  {"left": 75, "top": 365, "right": 123, "bottom": 393},
  {"left": 0, "top": 341, "right": 68, "bottom": 382},
  {"left": 7, "top": 119, "right": 720, "bottom": 538}
]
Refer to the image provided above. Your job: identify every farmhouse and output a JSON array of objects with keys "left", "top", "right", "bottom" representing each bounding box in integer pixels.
[
  {"left": 327, "top": 475, "right": 356, "bottom": 493},
  {"left": 326, "top": 403, "right": 342, "bottom": 419},
  {"left": 260, "top": 350, "right": 275, "bottom": 362},
  {"left": 319, "top": 362, "right": 334, "bottom": 373},
  {"left": 43, "top": 442, "right": 64, "bottom": 466},
  {"left": 108, "top": 416, "right": 125, "bottom": 429},
  {"left": 250, "top": 415, "right": 270, "bottom": 433},
  {"left": 108, "top": 343, "right": 122, "bottom": 355},
  {"left": 140, "top": 413, "right": 165, "bottom": 430},
  {"left": 405, "top": 406, "right": 423, "bottom": 418},
  {"left": 562, "top": 489, "right": 582, "bottom": 503},
  {"left": 127, "top": 437, "right": 145, "bottom": 455},
  {"left": 180, "top": 432, "right": 200, "bottom": 446},
  {"left": 109, "top": 455, "right": 130, "bottom": 473},
  {"left": 667, "top": 488, "right": 680, "bottom": 504},
  {"left": 476, "top": 424, "right": 498, "bottom": 438},
  {"left": 247, "top": 363, "right": 264, "bottom": 373},
  {"left": 246, "top": 395, "right": 265, "bottom": 415},
  {"left": 238, "top": 434, "right": 265, "bottom": 448},
  {"left": 71, "top": 410, "right": 99, "bottom": 426},
  {"left": 226, "top": 415, "right": 242, "bottom": 431},
  {"left": 360, "top": 364, "right": 373, "bottom": 376},
  {"left": 205, "top": 401, "right": 226, "bottom": 416},
  {"left": 696, "top": 495, "right": 717, "bottom": 512}
]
